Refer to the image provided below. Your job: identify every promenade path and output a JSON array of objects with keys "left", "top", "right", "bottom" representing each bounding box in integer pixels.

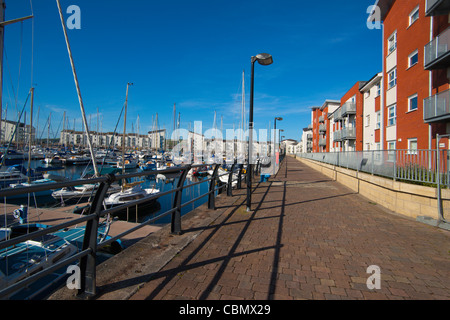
[
  {"left": 50, "top": 155, "right": 450, "bottom": 301},
  {"left": 126, "top": 156, "right": 450, "bottom": 300}
]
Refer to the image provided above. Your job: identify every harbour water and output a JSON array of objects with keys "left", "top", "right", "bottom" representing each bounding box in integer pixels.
[{"left": 3, "top": 160, "right": 214, "bottom": 226}]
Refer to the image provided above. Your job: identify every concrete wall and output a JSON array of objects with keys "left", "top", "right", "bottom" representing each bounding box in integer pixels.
[{"left": 296, "top": 157, "right": 449, "bottom": 221}]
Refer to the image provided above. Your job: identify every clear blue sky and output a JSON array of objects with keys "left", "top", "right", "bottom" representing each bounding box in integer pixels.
[{"left": 3, "top": 0, "right": 381, "bottom": 143}]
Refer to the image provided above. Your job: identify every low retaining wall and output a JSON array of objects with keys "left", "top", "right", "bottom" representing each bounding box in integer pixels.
[{"left": 297, "top": 157, "right": 450, "bottom": 221}]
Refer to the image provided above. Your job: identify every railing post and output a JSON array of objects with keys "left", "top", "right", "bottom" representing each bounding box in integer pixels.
[
  {"left": 237, "top": 165, "right": 242, "bottom": 189},
  {"left": 78, "top": 175, "right": 114, "bottom": 299},
  {"left": 208, "top": 164, "right": 220, "bottom": 210},
  {"left": 227, "top": 164, "right": 236, "bottom": 196},
  {"left": 393, "top": 150, "right": 397, "bottom": 181},
  {"left": 171, "top": 165, "right": 191, "bottom": 235}
]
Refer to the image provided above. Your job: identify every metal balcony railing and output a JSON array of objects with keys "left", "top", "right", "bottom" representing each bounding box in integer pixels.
[
  {"left": 319, "top": 138, "right": 327, "bottom": 147},
  {"left": 426, "top": 0, "right": 450, "bottom": 16},
  {"left": 424, "top": 89, "right": 450, "bottom": 122},
  {"left": 334, "top": 108, "right": 342, "bottom": 120},
  {"left": 333, "top": 129, "right": 342, "bottom": 142},
  {"left": 319, "top": 124, "right": 327, "bottom": 133},
  {"left": 319, "top": 116, "right": 325, "bottom": 123},
  {"left": 341, "top": 102, "right": 356, "bottom": 117},
  {"left": 424, "top": 27, "right": 450, "bottom": 70},
  {"left": 341, "top": 127, "right": 356, "bottom": 140}
]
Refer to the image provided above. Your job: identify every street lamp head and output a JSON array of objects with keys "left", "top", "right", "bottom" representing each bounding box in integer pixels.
[
  {"left": 252, "top": 53, "right": 273, "bottom": 66},
  {"left": 275, "top": 117, "right": 283, "bottom": 121}
]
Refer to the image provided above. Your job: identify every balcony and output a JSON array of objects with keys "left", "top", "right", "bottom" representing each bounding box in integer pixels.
[
  {"left": 319, "top": 115, "right": 325, "bottom": 123},
  {"left": 425, "top": 27, "right": 450, "bottom": 70},
  {"left": 424, "top": 89, "right": 450, "bottom": 123},
  {"left": 426, "top": 0, "right": 450, "bottom": 16},
  {"left": 319, "top": 124, "right": 327, "bottom": 133},
  {"left": 319, "top": 138, "right": 327, "bottom": 147},
  {"left": 341, "top": 102, "right": 356, "bottom": 117},
  {"left": 341, "top": 127, "right": 356, "bottom": 140},
  {"left": 333, "top": 130, "right": 342, "bottom": 142},
  {"left": 334, "top": 108, "right": 342, "bottom": 120}
]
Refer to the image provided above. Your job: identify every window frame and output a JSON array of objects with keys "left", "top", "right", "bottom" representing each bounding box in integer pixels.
[
  {"left": 408, "top": 138, "right": 418, "bottom": 155},
  {"left": 388, "top": 32, "right": 397, "bottom": 54},
  {"left": 388, "top": 68, "right": 397, "bottom": 89},
  {"left": 409, "top": 6, "right": 419, "bottom": 27},
  {"left": 408, "top": 50, "right": 419, "bottom": 68},
  {"left": 408, "top": 94, "right": 418, "bottom": 112},
  {"left": 388, "top": 104, "right": 397, "bottom": 127}
]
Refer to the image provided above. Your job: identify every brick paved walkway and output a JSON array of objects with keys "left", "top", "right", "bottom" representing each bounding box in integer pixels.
[{"left": 129, "top": 156, "right": 450, "bottom": 300}]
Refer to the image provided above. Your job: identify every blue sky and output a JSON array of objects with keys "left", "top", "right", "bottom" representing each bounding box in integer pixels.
[{"left": 3, "top": 0, "right": 381, "bottom": 143}]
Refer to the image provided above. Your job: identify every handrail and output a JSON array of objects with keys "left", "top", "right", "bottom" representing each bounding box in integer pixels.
[{"left": 0, "top": 161, "right": 250, "bottom": 299}]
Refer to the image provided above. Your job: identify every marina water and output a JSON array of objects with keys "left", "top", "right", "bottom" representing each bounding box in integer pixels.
[{"left": 4, "top": 160, "right": 213, "bottom": 225}]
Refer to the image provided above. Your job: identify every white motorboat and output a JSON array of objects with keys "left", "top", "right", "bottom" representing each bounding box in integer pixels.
[
  {"left": 52, "top": 183, "right": 121, "bottom": 202},
  {"left": 103, "top": 183, "right": 160, "bottom": 209}
]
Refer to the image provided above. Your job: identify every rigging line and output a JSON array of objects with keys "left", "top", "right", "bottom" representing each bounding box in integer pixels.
[
  {"left": 29, "top": 0, "right": 34, "bottom": 88},
  {"left": 16, "top": 22, "right": 24, "bottom": 113},
  {"left": 3, "top": 49, "right": 18, "bottom": 115}
]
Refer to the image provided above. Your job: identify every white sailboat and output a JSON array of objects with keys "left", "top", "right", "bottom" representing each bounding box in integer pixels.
[{"left": 105, "top": 83, "right": 161, "bottom": 210}]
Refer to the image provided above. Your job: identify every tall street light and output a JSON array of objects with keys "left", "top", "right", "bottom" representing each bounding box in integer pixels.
[
  {"left": 247, "top": 53, "right": 273, "bottom": 212},
  {"left": 273, "top": 117, "right": 283, "bottom": 174}
]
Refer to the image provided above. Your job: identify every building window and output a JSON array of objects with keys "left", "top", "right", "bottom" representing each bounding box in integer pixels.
[
  {"left": 408, "top": 50, "right": 419, "bottom": 67},
  {"left": 388, "top": 140, "right": 396, "bottom": 161},
  {"left": 365, "top": 115, "right": 370, "bottom": 127},
  {"left": 388, "top": 32, "right": 397, "bottom": 54},
  {"left": 388, "top": 68, "right": 397, "bottom": 89},
  {"left": 408, "top": 94, "right": 418, "bottom": 112},
  {"left": 376, "top": 112, "right": 381, "bottom": 129},
  {"left": 408, "top": 138, "right": 418, "bottom": 154},
  {"left": 376, "top": 82, "right": 381, "bottom": 97},
  {"left": 409, "top": 6, "right": 419, "bottom": 26},
  {"left": 388, "top": 105, "right": 396, "bottom": 126}
]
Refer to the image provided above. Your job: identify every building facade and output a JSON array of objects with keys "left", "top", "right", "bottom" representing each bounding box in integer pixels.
[{"left": 302, "top": 0, "right": 450, "bottom": 154}]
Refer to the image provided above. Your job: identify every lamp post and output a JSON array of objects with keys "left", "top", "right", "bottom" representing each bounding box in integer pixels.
[
  {"left": 273, "top": 117, "right": 283, "bottom": 174},
  {"left": 247, "top": 53, "right": 273, "bottom": 212}
]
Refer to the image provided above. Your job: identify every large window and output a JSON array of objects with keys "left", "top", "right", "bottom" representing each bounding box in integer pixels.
[
  {"left": 388, "top": 68, "right": 397, "bottom": 89},
  {"left": 376, "top": 112, "right": 381, "bottom": 129},
  {"left": 388, "top": 105, "right": 396, "bottom": 126},
  {"left": 388, "top": 32, "right": 397, "bottom": 54}
]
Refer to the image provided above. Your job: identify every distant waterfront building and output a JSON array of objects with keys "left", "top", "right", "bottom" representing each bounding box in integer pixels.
[
  {"left": 60, "top": 129, "right": 166, "bottom": 150},
  {"left": 0, "top": 120, "right": 35, "bottom": 145}
]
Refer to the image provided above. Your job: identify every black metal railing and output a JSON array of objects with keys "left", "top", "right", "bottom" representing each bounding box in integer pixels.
[{"left": 0, "top": 161, "right": 263, "bottom": 299}]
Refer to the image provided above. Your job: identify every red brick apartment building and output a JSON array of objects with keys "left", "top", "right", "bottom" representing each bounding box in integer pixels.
[
  {"left": 377, "top": 0, "right": 448, "bottom": 151},
  {"left": 305, "top": 0, "right": 450, "bottom": 153},
  {"left": 329, "top": 82, "right": 366, "bottom": 152}
]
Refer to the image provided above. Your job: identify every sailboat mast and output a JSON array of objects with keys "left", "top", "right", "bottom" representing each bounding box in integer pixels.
[
  {"left": 27, "top": 87, "right": 34, "bottom": 183},
  {"left": 122, "top": 82, "right": 132, "bottom": 176},
  {"left": 0, "top": 0, "right": 4, "bottom": 145},
  {"left": 56, "top": 0, "right": 98, "bottom": 176}
]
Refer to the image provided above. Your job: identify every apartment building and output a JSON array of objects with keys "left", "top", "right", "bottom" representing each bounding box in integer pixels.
[
  {"left": 360, "top": 73, "right": 383, "bottom": 151},
  {"left": 302, "top": 1, "right": 450, "bottom": 154},
  {"left": 310, "top": 100, "right": 340, "bottom": 153},
  {"left": 328, "top": 83, "right": 366, "bottom": 152},
  {"left": 376, "top": 0, "right": 450, "bottom": 151},
  {"left": 424, "top": 0, "right": 450, "bottom": 147}
]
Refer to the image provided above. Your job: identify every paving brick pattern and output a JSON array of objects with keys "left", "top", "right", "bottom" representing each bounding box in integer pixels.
[{"left": 129, "top": 156, "right": 450, "bottom": 300}]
